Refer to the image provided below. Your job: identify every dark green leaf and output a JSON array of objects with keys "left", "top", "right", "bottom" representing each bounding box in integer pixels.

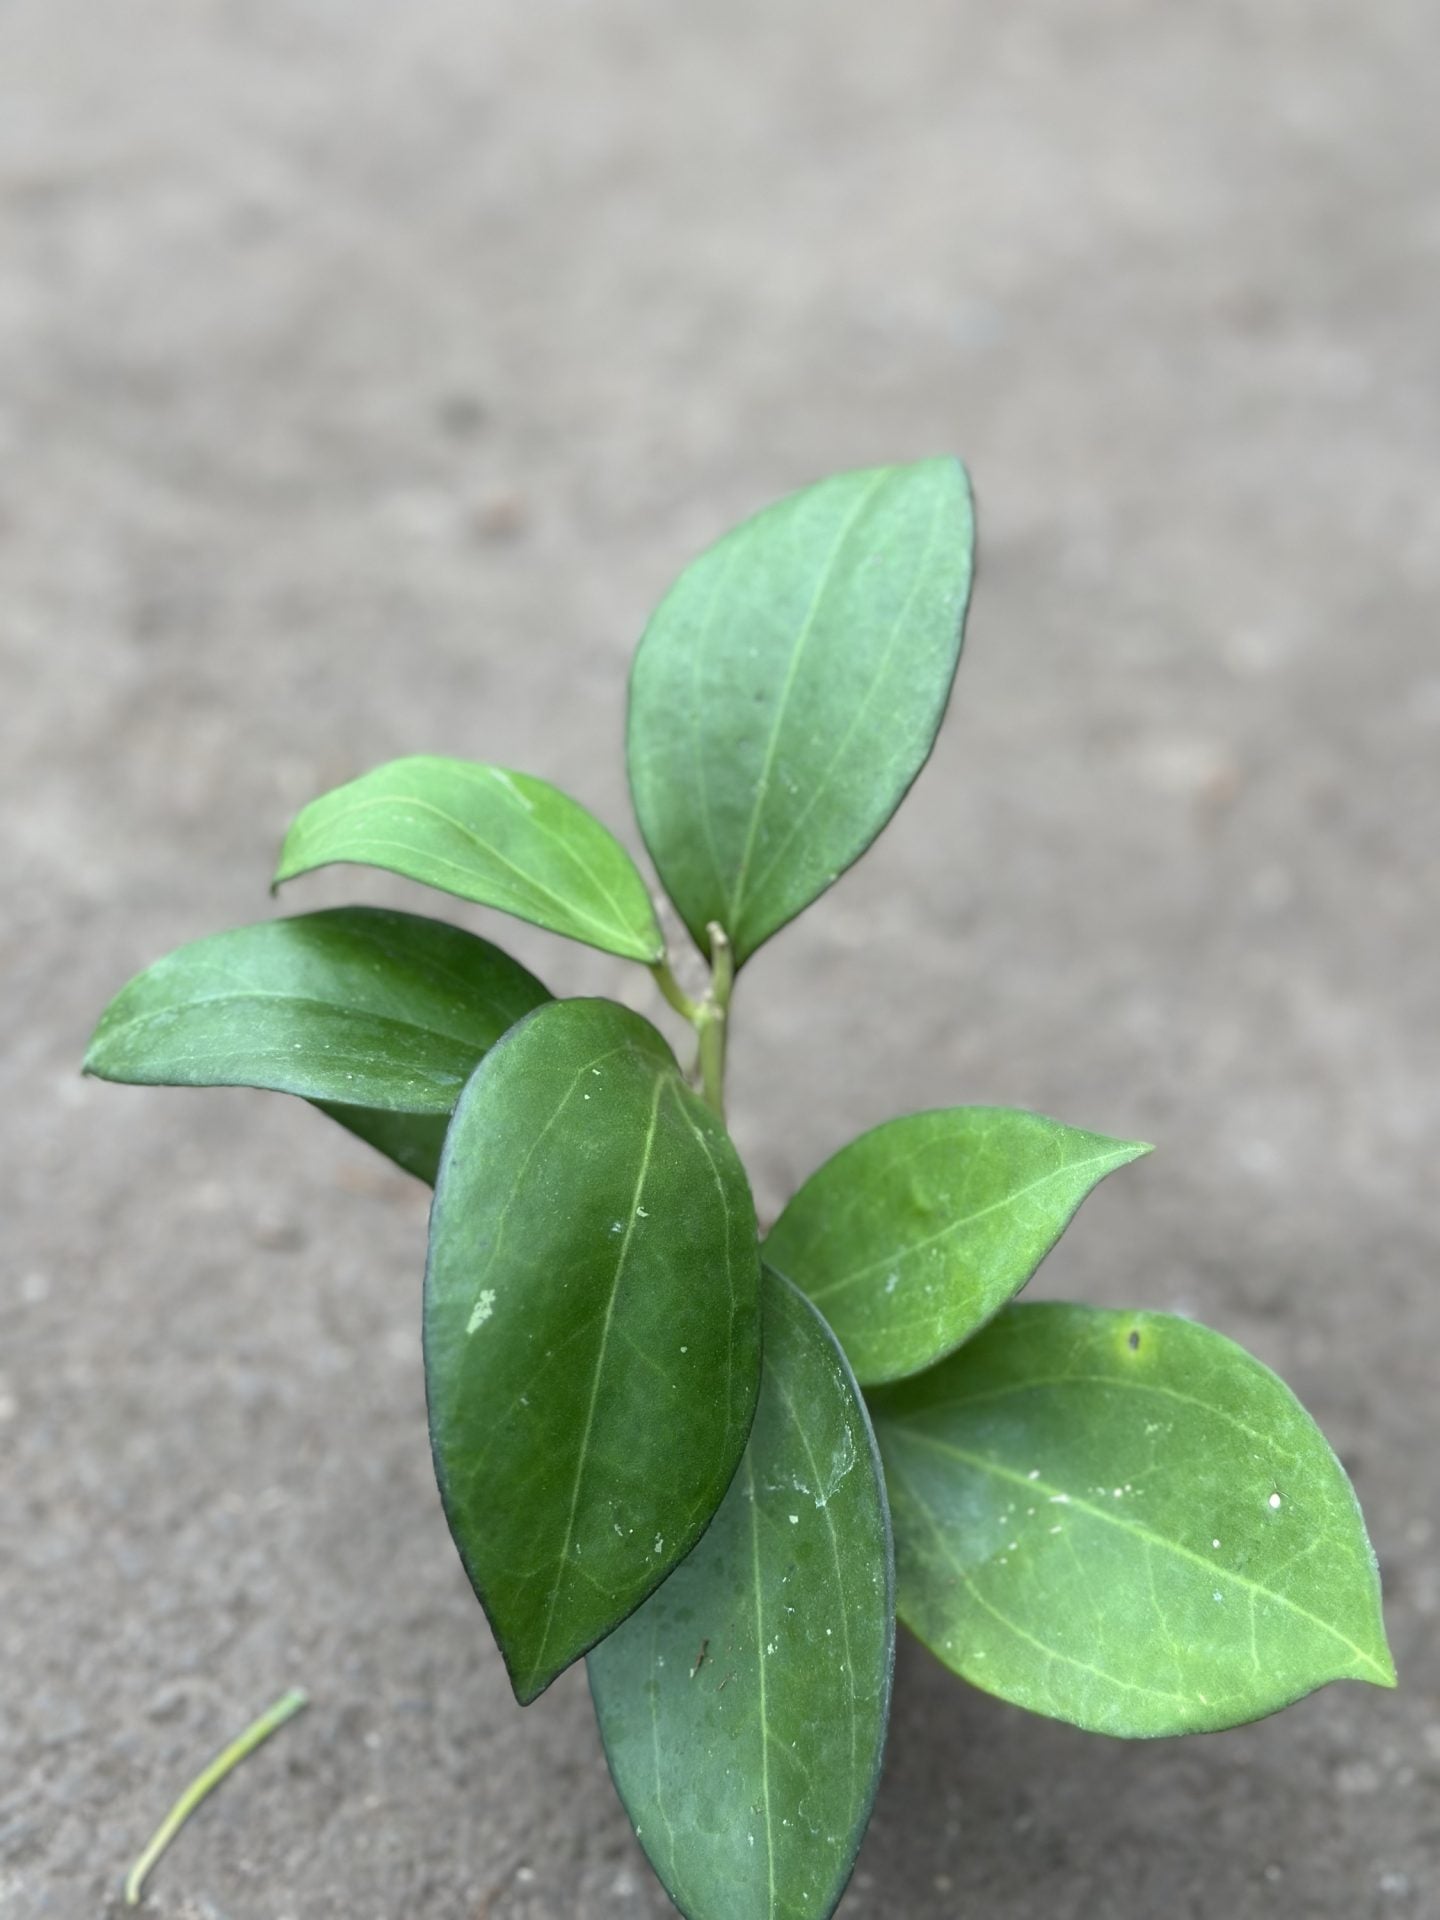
[
  {"left": 627, "top": 459, "right": 974, "bottom": 965},
  {"left": 312, "top": 1103, "right": 450, "bottom": 1185},
  {"left": 84, "top": 906, "right": 550, "bottom": 1113},
  {"left": 589, "top": 1267, "right": 893, "bottom": 1920},
  {"left": 767, "top": 1109, "right": 1150, "bottom": 1386},
  {"left": 424, "top": 998, "right": 761, "bottom": 1703},
  {"left": 275, "top": 757, "right": 664, "bottom": 963},
  {"left": 870, "top": 1303, "right": 1395, "bottom": 1736}
]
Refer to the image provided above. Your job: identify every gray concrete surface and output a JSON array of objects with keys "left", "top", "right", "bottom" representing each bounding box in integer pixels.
[{"left": 3, "top": 2, "right": 1437, "bottom": 1915}]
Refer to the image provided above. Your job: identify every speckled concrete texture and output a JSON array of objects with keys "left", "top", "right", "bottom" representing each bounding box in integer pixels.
[{"left": 2, "top": 3, "right": 1437, "bottom": 1915}]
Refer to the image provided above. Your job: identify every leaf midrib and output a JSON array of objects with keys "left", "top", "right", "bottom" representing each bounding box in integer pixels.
[
  {"left": 884, "top": 1448, "right": 1200, "bottom": 1709},
  {"left": 771, "top": 1363, "right": 862, "bottom": 1796},
  {"left": 744, "top": 475, "right": 953, "bottom": 912},
  {"left": 529, "top": 1070, "right": 665, "bottom": 1687},
  {"left": 286, "top": 790, "right": 646, "bottom": 949},
  {"left": 93, "top": 987, "right": 502, "bottom": 1062},
  {"left": 727, "top": 468, "right": 893, "bottom": 936},
  {"left": 788, "top": 1148, "right": 1136, "bottom": 1304},
  {"left": 746, "top": 1449, "right": 777, "bottom": 1915},
  {"left": 449, "top": 762, "right": 653, "bottom": 944},
  {"left": 882, "top": 1425, "right": 1388, "bottom": 1679},
  {"left": 467, "top": 1040, "right": 645, "bottom": 1344}
]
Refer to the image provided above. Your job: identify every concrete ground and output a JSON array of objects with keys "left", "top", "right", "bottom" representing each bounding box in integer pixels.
[{"left": 3, "top": 2, "right": 1437, "bottom": 1915}]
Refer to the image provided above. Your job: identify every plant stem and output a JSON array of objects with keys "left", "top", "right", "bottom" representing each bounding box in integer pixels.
[
  {"left": 696, "top": 1008, "right": 726, "bottom": 1118},
  {"left": 123, "top": 1687, "right": 308, "bottom": 1906},
  {"left": 650, "top": 953, "right": 703, "bottom": 1023},
  {"left": 652, "top": 924, "right": 734, "bottom": 1119},
  {"left": 695, "top": 923, "right": 734, "bottom": 1121},
  {"left": 707, "top": 921, "right": 735, "bottom": 1010}
]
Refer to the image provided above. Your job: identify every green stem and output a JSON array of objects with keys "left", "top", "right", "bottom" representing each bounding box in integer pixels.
[
  {"left": 696, "top": 1008, "right": 727, "bottom": 1119},
  {"left": 707, "top": 921, "right": 735, "bottom": 1011},
  {"left": 124, "top": 1687, "right": 308, "bottom": 1906},
  {"left": 695, "top": 923, "right": 733, "bottom": 1121},
  {"left": 652, "top": 923, "right": 735, "bottom": 1120},
  {"left": 650, "top": 953, "right": 703, "bottom": 1024}
]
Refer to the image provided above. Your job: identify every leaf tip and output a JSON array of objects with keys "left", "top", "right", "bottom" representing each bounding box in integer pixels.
[
  {"left": 508, "top": 1664, "right": 553, "bottom": 1708},
  {"left": 1361, "top": 1633, "right": 1398, "bottom": 1690}
]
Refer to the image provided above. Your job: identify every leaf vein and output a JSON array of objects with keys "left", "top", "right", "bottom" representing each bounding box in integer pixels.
[
  {"left": 893, "top": 1430, "right": 1388, "bottom": 1678},
  {"left": 530, "top": 1071, "right": 666, "bottom": 1688},
  {"left": 728, "top": 468, "right": 892, "bottom": 931}
]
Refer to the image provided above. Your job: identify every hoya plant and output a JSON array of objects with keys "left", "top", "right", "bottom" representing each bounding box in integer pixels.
[{"left": 88, "top": 460, "right": 1393, "bottom": 1918}]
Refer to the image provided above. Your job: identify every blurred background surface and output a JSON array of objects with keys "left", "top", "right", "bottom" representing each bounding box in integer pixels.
[{"left": 2, "top": 1, "right": 1437, "bottom": 1914}]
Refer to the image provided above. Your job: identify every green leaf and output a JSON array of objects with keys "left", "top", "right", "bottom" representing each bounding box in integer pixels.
[
  {"left": 424, "top": 998, "right": 762, "bottom": 1704},
  {"left": 870, "top": 1302, "right": 1395, "bottom": 1736},
  {"left": 274, "top": 757, "right": 664, "bottom": 963},
  {"left": 84, "top": 906, "right": 550, "bottom": 1113},
  {"left": 589, "top": 1267, "right": 893, "bottom": 1920},
  {"left": 311, "top": 1104, "right": 450, "bottom": 1185},
  {"left": 627, "top": 459, "right": 974, "bottom": 965},
  {"left": 766, "top": 1109, "right": 1150, "bottom": 1386}
]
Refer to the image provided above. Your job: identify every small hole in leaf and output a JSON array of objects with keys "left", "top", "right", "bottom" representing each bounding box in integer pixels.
[{"left": 1127, "top": 1330, "right": 1141, "bottom": 1351}]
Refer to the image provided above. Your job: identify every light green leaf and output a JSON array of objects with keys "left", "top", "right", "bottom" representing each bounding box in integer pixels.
[
  {"left": 275, "top": 757, "right": 664, "bottom": 963},
  {"left": 628, "top": 459, "right": 974, "bottom": 965},
  {"left": 589, "top": 1267, "right": 893, "bottom": 1920},
  {"left": 424, "top": 998, "right": 761, "bottom": 1704},
  {"left": 767, "top": 1109, "right": 1150, "bottom": 1386},
  {"left": 83, "top": 906, "right": 550, "bottom": 1114},
  {"left": 870, "top": 1303, "right": 1395, "bottom": 1736}
]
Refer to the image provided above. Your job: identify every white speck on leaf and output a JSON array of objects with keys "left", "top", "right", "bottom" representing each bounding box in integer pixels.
[
  {"left": 465, "top": 1289, "right": 496, "bottom": 1335},
  {"left": 813, "top": 1426, "right": 857, "bottom": 1508},
  {"left": 1269, "top": 1492, "right": 1283, "bottom": 1510}
]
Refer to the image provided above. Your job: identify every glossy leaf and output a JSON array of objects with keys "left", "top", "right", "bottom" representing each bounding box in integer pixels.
[
  {"left": 424, "top": 998, "right": 761, "bottom": 1704},
  {"left": 870, "top": 1303, "right": 1395, "bottom": 1736},
  {"left": 83, "top": 906, "right": 550, "bottom": 1113},
  {"left": 628, "top": 459, "right": 975, "bottom": 965},
  {"left": 589, "top": 1267, "right": 893, "bottom": 1920},
  {"left": 275, "top": 757, "right": 664, "bottom": 963},
  {"left": 767, "top": 1109, "right": 1150, "bottom": 1386}
]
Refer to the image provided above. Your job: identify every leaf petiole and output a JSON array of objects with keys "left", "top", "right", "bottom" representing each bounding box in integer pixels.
[
  {"left": 650, "top": 951, "right": 704, "bottom": 1023},
  {"left": 651, "top": 924, "right": 734, "bottom": 1120},
  {"left": 694, "top": 924, "right": 733, "bottom": 1120}
]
